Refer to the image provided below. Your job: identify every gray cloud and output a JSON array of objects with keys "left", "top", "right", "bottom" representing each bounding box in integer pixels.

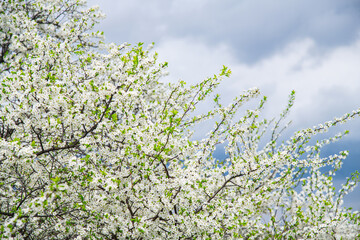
[{"left": 89, "top": 0, "right": 360, "bottom": 63}]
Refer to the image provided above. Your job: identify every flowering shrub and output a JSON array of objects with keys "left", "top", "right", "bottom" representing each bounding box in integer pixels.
[{"left": 0, "top": 0, "right": 359, "bottom": 239}]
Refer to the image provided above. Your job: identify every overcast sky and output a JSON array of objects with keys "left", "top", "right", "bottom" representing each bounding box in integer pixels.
[{"left": 87, "top": 0, "right": 360, "bottom": 209}]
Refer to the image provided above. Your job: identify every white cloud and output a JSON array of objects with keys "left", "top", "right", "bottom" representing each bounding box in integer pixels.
[
  {"left": 228, "top": 37, "right": 360, "bottom": 129},
  {"left": 155, "top": 36, "right": 360, "bottom": 139},
  {"left": 156, "top": 37, "right": 236, "bottom": 83}
]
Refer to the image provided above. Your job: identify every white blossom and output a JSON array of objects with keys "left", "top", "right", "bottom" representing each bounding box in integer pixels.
[{"left": 0, "top": 0, "right": 359, "bottom": 239}]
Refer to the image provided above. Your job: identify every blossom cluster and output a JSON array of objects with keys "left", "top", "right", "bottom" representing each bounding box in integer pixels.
[{"left": 0, "top": 0, "right": 359, "bottom": 239}]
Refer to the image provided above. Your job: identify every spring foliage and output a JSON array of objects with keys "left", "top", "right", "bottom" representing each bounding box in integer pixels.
[{"left": 0, "top": 0, "right": 359, "bottom": 239}]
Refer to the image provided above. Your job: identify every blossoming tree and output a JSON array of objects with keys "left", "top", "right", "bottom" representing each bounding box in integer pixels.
[{"left": 0, "top": 0, "right": 359, "bottom": 239}]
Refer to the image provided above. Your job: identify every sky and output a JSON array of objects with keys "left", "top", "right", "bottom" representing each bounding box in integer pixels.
[{"left": 87, "top": 0, "right": 360, "bottom": 209}]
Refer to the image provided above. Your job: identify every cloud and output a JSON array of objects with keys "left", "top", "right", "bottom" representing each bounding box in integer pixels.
[
  {"left": 229, "top": 37, "right": 360, "bottom": 130},
  {"left": 156, "top": 37, "right": 236, "bottom": 83},
  {"left": 155, "top": 36, "right": 360, "bottom": 139},
  {"left": 88, "top": 0, "right": 360, "bottom": 62}
]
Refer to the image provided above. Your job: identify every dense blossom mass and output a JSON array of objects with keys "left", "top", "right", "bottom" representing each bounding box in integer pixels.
[{"left": 0, "top": 0, "right": 359, "bottom": 239}]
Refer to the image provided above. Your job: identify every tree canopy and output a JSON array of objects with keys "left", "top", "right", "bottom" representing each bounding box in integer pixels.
[{"left": 0, "top": 0, "right": 359, "bottom": 239}]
